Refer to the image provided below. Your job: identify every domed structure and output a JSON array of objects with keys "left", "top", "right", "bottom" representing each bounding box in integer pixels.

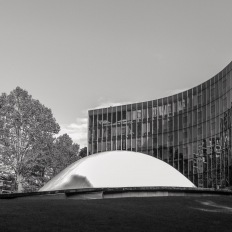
[{"left": 39, "top": 151, "right": 195, "bottom": 191}]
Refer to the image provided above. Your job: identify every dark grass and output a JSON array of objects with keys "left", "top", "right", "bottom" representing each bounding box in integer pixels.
[{"left": 0, "top": 196, "right": 232, "bottom": 232}]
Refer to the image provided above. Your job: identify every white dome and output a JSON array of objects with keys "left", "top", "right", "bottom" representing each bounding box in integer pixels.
[{"left": 39, "top": 151, "right": 195, "bottom": 191}]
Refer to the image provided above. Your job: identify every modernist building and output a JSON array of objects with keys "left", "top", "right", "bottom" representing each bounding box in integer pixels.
[
  {"left": 40, "top": 151, "right": 195, "bottom": 191},
  {"left": 88, "top": 61, "right": 232, "bottom": 189}
]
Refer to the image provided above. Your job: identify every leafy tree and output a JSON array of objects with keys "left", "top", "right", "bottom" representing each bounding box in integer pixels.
[
  {"left": 79, "top": 147, "right": 87, "bottom": 158},
  {"left": 22, "top": 134, "right": 80, "bottom": 192},
  {"left": 0, "top": 87, "right": 60, "bottom": 192},
  {"left": 47, "top": 133, "right": 79, "bottom": 177},
  {"left": 20, "top": 136, "right": 55, "bottom": 192}
]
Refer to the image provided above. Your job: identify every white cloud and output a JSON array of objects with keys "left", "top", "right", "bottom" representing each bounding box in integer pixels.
[
  {"left": 58, "top": 100, "right": 132, "bottom": 149},
  {"left": 165, "top": 88, "right": 189, "bottom": 96},
  {"left": 90, "top": 100, "right": 132, "bottom": 110},
  {"left": 58, "top": 118, "right": 88, "bottom": 148}
]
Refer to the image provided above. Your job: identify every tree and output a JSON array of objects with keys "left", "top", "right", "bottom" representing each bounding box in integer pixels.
[
  {"left": 79, "top": 147, "right": 87, "bottom": 158},
  {"left": 19, "top": 134, "right": 80, "bottom": 192},
  {"left": 46, "top": 133, "right": 80, "bottom": 177},
  {"left": 0, "top": 87, "right": 60, "bottom": 192}
]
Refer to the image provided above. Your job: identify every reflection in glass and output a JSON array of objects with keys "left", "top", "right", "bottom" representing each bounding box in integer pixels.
[{"left": 88, "top": 62, "right": 232, "bottom": 188}]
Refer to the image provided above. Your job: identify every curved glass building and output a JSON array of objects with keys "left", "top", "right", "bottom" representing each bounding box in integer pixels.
[{"left": 88, "top": 61, "right": 232, "bottom": 189}]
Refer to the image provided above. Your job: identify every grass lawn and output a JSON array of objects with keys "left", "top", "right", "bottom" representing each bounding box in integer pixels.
[{"left": 0, "top": 196, "right": 232, "bottom": 232}]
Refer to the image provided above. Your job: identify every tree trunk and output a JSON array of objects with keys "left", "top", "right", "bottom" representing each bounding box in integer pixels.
[{"left": 16, "top": 174, "right": 23, "bottom": 193}]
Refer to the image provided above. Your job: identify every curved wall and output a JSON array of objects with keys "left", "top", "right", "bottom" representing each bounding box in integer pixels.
[{"left": 88, "top": 61, "right": 232, "bottom": 188}]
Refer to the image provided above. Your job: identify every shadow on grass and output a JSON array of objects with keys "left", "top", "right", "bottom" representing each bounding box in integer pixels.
[{"left": 0, "top": 196, "right": 232, "bottom": 232}]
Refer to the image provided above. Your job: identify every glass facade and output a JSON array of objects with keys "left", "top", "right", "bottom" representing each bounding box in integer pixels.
[{"left": 88, "top": 61, "right": 232, "bottom": 189}]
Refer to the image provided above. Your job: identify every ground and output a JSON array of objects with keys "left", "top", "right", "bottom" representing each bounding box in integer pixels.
[{"left": 0, "top": 196, "right": 232, "bottom": 232}]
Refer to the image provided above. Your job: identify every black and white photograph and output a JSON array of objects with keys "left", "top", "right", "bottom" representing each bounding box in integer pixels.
[{"left": 1, "top": 1, "right": 232, "bottom": 231}]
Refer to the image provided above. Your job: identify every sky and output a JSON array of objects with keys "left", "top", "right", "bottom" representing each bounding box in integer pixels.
[{"left": 0, "top": 0, "right": 232, "bottom": 148}]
